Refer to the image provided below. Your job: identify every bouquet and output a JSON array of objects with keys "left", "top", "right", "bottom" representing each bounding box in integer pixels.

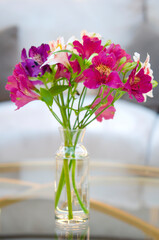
[{"left": 5, "top": 31, "right": 157, "bottom": 222}]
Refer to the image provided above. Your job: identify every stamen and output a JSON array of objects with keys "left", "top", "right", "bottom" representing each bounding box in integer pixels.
[
  {"left": 130, "top": 76, "right": 140, "bottom": 85},
  {"left": 134, "top": 77, "right": 140, "bottom": 84},
  {"left": 96, "top": 64, "right": 111, "bottom": 76}
]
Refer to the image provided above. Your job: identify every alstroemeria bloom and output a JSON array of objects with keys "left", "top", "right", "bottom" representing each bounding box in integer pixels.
[
  {"left": 21, "top": 49, "right": 41, "bottom": 77},
  {"left": 42, "top": 37, "right": 72, "bottom": 68},
  {"left": 91, "top": 88, "right": 116, "bottom": 122},
  {"left": 83, "top": 51, "right": 123, "bottom": 89},
  {"left": 73, "top": 34, "right": 103, "bottom": 60},
  {"left": 55, "top": 64, "right": 71, "bottom": 85},
  {"left": 5, "top": 63, "right": 40, "bottom": 109},
  {"left": 28, "top": 44, "right": 50, "bottom": 65},
  {"left": 133, "top": 52, "right": 154, "bottom": 101},
  {"left": 124, "top": 66, "right": 152, "bottom": 102},
  {"left": 81, "top": 30, "right": 102, "bottom": 39},
  {"left": 106, "top": 43, "right": 132, "bottom": 71},
  {"left": 55, "top": 57, "right": 81, "bottom": 86},
  {"left": 21, "top": 43, "right": 50, "bottom": 77}
]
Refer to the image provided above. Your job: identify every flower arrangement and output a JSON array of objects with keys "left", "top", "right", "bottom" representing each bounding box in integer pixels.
[{"left": 5, "top": 31, "right": 157, "bottom": 222}]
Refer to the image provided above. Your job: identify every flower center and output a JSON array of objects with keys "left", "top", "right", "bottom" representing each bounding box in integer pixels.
[
  {"left": 34, "top": 54, "right": 43, "bottom": 65},
  {"left": 134, "top": 77, "right": 140, "bottom": 84},
  {"left": 130, "top": 76, "right": 140, "bottom": 85},
  {"left": 96, "top": 64, "right": 111, "bottom": 76}
]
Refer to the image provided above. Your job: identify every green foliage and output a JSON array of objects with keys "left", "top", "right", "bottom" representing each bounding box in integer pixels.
[
  {"left": 137, "top": 62, "right": 142, "bottom": 72},
  {"left": 85, "top": 53, "right": 98, "bottom": 67},
  {"left": 103, "top": 40, "right": 111, "bottom": 48},
  {"left": 118, "top": 57, "right": 127, "bottom": 67},
  {"left": 40, "top": 88, "right": 53, "bottom": 106},
  {"left": 152, "top": 80, "right": 158, "bottom": 88},
  {"left": 122, "top": 62, "right": 137, "bottom": 72},
  {"left": 49, "top": 85, "right": 69, "bottom": 96}
]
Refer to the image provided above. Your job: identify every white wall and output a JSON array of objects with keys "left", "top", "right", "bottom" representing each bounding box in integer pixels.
[{"left": 1, "top": 0, "right": 158, "bottom": 52}]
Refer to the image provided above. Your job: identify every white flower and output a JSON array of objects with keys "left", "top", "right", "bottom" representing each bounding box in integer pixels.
[
  {"left": 81, "top": 30, "right": 101, "bottom": 39},
  {"left": 133, "top": 52, "right": 140, "bottom": 63},
  {"left": 41, "top": 37, "right": 75, "bottom": 68},
  {"left": 133, "top": 52, "right": 154, "bottom": 102}
]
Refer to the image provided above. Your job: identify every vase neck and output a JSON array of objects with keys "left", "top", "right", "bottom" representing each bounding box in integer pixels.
[{"left": 59, "top": 128, "right": 86, "bottom": 147}]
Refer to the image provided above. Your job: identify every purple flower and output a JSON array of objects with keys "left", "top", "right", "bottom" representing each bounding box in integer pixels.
[
  {"left": 21, "top": 44, "right": 50, "bottom": 77},
  {"left": 29, "top": 44, "right": 50, "bottom": 65}
]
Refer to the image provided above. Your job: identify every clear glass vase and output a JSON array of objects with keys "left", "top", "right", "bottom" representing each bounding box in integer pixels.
[{"left": 55, "top": 127, "right": 89, "bottom": 226}]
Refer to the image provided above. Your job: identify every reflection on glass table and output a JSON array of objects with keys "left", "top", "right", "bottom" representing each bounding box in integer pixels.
[{"left": 0, "top": 160, "right": 159, "bottom": 240}]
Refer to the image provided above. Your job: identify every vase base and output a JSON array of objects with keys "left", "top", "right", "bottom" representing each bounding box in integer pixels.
[
  {"left": 55, "top": 211, "right": 89, "bottom": 229},
  {"left": 55, "top": 219, "right": 89, "bottom": 231}
]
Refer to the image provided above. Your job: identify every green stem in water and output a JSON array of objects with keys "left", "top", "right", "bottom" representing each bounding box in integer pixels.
[
  {"left": 72, "top": 160, "right": 89, "bottom": 215},
  {"left": 63, "top": 158, "right": 73, "bottom": 220},
  {"left": 55, "top": 160, "right": 73, "bottom": 209},
  {"left": 55, "top": 129, "right": 88, "bottom": 218}
]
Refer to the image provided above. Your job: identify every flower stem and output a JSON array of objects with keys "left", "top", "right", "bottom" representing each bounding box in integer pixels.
[
  {"left": 63, "top": 158, "right": 73, "bottom": 220},
  {"left": 72, "top": 160, "right": 89, "bottom": 214},
  {"left": 55, "top": 160, "right": 73, "bottom": 209},
  {"left": 47, "top": 105, "right": 63, "bottom": 126},
  {"left": 55, "top": 129, "right": 89, "bottom": 217}
]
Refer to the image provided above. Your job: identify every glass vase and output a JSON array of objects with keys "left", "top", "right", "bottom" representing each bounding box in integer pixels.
[{"left": 55, "top": 127, "right": 89, "bottom": 226}]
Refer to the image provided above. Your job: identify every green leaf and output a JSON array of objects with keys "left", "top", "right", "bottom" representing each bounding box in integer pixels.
[
  {"left": 122, "top": 62, "right": 132, "bottom": 70},
  {"left": 122, "top": 62, "right": 137, "bottom": 71},
  {"left": 137, "top": 62, "right": 142, "bottom": 72},
  {"left": 40, "top": 88, "right": 53, "bottom": 106},
  {"left": 85, "top": 53, "right": 98, "bottom": 67},
  {"left": 49, "top": 85, "right": 69, "bottom": 96},
  {"left": 152, "top": 80, "right": 158, "bottom": 88},
  {"left": 29, "top": 77, "right": 39, "bottom": 81},
  {"left": 118, "top": 57, "right": 127, "bottom": 67},
  {"left": 70, "top": 53, "right": 85, "bottom": 71},
  {"left": 103, "top": 40, "right": 112, "bottom": 48},
  {"left": 127, "top": 62, "right": 137, "bottom": 71},
  {"left": 79, "top": 106, "right": 91, "bottom": 112}
]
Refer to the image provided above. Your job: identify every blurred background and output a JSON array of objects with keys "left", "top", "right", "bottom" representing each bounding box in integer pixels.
[
  {"left": 0, "top": 0, "right": 159, "bottom": 166},
  {"left": 0, "top": 2, "right": 159, "bottom": 238},
  {"left": 0, "top": 0, "right": 159, "bottom": 110}
]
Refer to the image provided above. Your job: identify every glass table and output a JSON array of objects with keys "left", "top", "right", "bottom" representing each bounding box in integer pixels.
[{"left": 0, "top": 160, "right": 159, "bottom": 240}]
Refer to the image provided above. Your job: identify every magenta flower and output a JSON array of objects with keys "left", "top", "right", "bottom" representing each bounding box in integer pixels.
[
  {"left": 91, "top": 89, "right": 116, "bottom": 122},
  {"left": 73, "top": 35, "right": 103, "bottom": 60},
  {"left": 106, "top": 43, "right": 132, "bottom": 70},
  {"left": 55, "top": 57, "right": 81, "bottom": 86},
  {"left": 124, "top": 66, "right": 153, "bottom": 102},
  {"left": 55, "top": 64, "right": 71, "bottom": 85},
  {"left": 5, "top": 63, "right": 40, "bottom": 109},
  {"left": 83, "top": 51, "right": 123, "bottom": 89}
]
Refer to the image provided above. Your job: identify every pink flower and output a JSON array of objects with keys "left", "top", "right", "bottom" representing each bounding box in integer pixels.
[
  {"left": 83, "top": 51, "right": 123, "bottom": 89},
  {"left": 106, "top": 43, "right": 132, "bottom": 71},
  {"left": 91, "top": 88, "right": 116, "bottom": 122},
  {"left": 5, "top": 63, "right": 40, "bottom": 109},
  {"left": 124, "top": 66, "right": 152, "bottom": 102},
  {"left": 73, "top": 34, "right": 103, "bottom": 60}
]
